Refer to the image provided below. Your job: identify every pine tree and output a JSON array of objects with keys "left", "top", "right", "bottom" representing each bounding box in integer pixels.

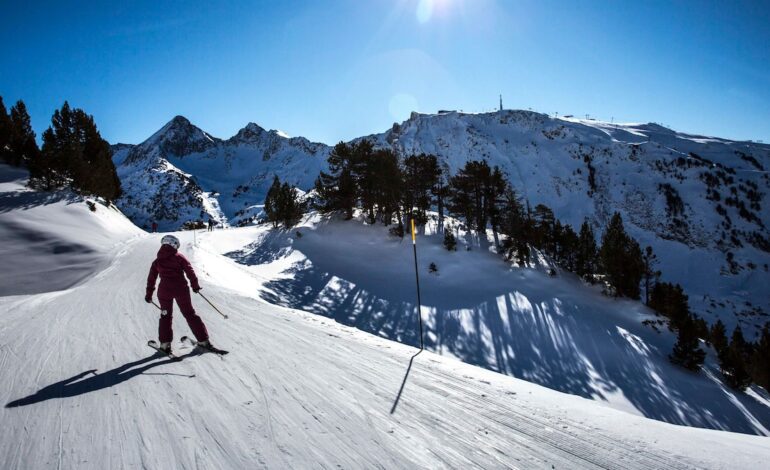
[
  {"left": 710, "top": 319, "right": 728, "bottom": 354},
  {"left": 76, "top": 110, "right": 121, "bottom": 201},
  {"left": 499, "top": 186, "right": 529, "bottom": 265},
  {"left": 0, "top": 96, "right": 12, "bottom": 164},
  {"left": 351, "top": 140, "right": 378, "bottom": 223},
  {"left": 648, "top": 282, "right": 690, "bottom": 328},
  {"left": 277, "top": 182, "right": 303, "bottom": 229},
  {"left": 532, "top": 204, "right": 556, "bottom": 254},
  {"left": 403, "top": 153, "right": 441, "bottom": 226},
  {"left": 576, "top": 220, "right": 598, "bottom": 281},
  {"left": 599, "top": 213, "right": 624, "bottom": 293},
  {"left": 469, "top": 161, "right": 491, "bottom": 232},
  {"left": 750, "top": 324, "right": 770, "bottom": 392},
  {"left": 34, "top": 127, "right": 59, "bottom": 189},
  {"left": 432, "top": 168, "right": 449, "bottom": 232},
  {"left": 338, "top": 168, "right": 356, "bottom": 219},
  {"left": 264, "top": 175, "right": 281, "bottom": 227},
  {"left": 443, "top": 229, "right": 457, "bottom": 251},
  {"left": 314, "top": 141, "right": 357, "bottom": 218},
  {"left": 669, "top": 314, "right": 706, "bottom": 371},
  {"left": 599, "top": 212, "right": 644, "bottom": 299},
  {"left": 36, "top": 102, "right": 120, "bottom": 200},
  {"left": 372, "top": 148, "right": 402, "bottom": 226},
  {"left": 447, "top": 167, "right": 475, "bottom": 230},
  {"left": 265, "top": 175, "right": 303, "bottom": 229},
  {"left": 721, "top": 325, "right": 752, "bottom": 390},
  {"left": 37, "top": 102, "right": 79, "bottom": 189},
  {"left": 8, "top": 100, "right": 39, "bottom": 167},
  {"left": 642, "top": 246, "right": 661, "bottom": 305},
  {"left": 447, "top": 160, "right": 497, "bottom": 233},
  {"left": 485, "top": 166, "right": 507, "bottom": 247},
  {"left": 558, "top": 224, "right": 579, "bottom": 271},
  {"left": 626, "top": 242, "right": 645, "bottom": 298}
]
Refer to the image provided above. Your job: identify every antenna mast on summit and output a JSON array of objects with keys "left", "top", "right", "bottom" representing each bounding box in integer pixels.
[{"left": 499, "top": 94, "right": 503, "bottom": 112}]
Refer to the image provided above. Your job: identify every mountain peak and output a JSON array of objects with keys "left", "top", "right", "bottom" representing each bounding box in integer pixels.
[
  {"left": 244, "top": 122, "right": 265, "bottom": 132},
  {"left": 159, "top": 115, "right": 202, "bottom": 136},
  {"left": 123, "top": 115, "right": 218, "bottom": 163},
  {"left": 229, "top": 122, "right": 269, "bottom": 144},
  {"left": 170, "top": 115, "right": 191, "bottom": 125}
]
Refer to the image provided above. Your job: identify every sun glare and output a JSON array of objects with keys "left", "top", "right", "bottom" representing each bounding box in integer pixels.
[
  {"left": 416, "top": 0, "right": 433, "bottom": 23},
  {"left": 416, "top": 0, "right": 453, "bottom": 23}
]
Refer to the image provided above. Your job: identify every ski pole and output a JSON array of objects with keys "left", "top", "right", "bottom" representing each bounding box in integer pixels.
[
  {"left": 151, "top": 300, "right": 162, "bottom": 310},
  {"left": 197, "top": 292, "right": 229, "bottom": 319}
]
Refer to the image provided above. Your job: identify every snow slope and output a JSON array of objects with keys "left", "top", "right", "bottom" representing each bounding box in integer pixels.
[
  {"left": 2, "top": 213, "right": 770, "bottom": 469},
  {"left": 0, "top": 164, "right": 141, "bottom": 296},
  {"left": 203, "top": 214, "right": 770, "bottom": 436}
]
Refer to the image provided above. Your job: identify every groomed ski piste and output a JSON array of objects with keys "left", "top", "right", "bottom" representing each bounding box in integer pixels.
[{"left": 2, "top": 163, "right": 770, "bottom": 469}]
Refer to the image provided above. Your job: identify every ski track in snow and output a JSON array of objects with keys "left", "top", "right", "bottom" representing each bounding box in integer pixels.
[{"left": 2, "top": 231, "right": 769, "bottom": 469}]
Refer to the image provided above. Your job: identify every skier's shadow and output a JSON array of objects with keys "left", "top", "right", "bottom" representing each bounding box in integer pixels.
[{"left": 5, "top": 353, "right": 195, "bottom": 408}]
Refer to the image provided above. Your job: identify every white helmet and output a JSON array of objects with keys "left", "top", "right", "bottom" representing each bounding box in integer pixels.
[{"left": 161, "top": 235, "right": 180, "bottom": 249}]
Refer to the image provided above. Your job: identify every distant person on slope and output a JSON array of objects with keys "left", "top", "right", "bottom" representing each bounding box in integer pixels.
[
  {"left": 151, "top": 221, "right": 158, "bottom": 233},
  {"left": 207, "top": 218, "right": 214, "bottom": 232},
  {"left": 145, "top": 235, "right": 212, "bottom": 354}
]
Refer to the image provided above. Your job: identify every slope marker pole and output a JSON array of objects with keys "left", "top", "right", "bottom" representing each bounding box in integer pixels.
[{"left": 411, "top": 219, "right": 424, "bottom": 350}]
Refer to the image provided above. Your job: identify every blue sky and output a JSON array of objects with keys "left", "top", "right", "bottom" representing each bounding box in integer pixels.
[{"left": 1, "top": 0, "right": 769, "bottom": 145}]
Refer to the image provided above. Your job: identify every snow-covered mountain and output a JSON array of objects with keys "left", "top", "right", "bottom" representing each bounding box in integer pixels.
[
  {"left": 361, "top": 110, "right": 770, "bottom": 336},
  {"left": 114, "top": 110, "right": 770, "bottom": 337},
  {"left": 113, "top": 116, "right": 329, "bottom": 230}
]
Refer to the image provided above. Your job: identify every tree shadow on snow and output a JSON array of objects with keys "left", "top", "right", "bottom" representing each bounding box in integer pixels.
[
  {"left": 253, "top": 246, "right": 770, "bottom": 435},
  {"left": 5, "top": 354, "right": 193, "bottom": 408},
  {"left": 224, "top": 229, "right": 296, "bottom": 265},
  {"left": 0, "top": 186, "right": 81, "bottom": 214},
  {"left": 0, "top": 219, "right": 100, "bottom": 296}
]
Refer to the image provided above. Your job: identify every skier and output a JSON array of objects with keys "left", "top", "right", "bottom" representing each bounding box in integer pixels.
[
  {"left": 145, "top": 235, "right": 213, "bottom": 354},
  {"left": 207, "top": 218, "right": 214, "bottom": 232},
  {"left": 151, "top": 221, "right": 158, "bottom": 233}
]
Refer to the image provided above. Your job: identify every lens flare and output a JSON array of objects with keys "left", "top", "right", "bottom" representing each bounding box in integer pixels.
[{"left": 389, "top": 93, "right": 419, "bottom": 121}]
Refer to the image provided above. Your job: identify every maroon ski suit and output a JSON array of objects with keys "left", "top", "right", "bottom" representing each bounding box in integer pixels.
[{"left": 145, "top": 244, "right": 209, "bottom": 343}]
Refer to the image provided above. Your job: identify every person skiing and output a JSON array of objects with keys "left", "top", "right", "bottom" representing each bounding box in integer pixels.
[
  {"left": 207, "top": 217, "right": 214, "bottom": 232},
  {"left": 145, "top": 234, "right": 212, "bottom": 354},
  {"left": 151, "top": 221, "right": 158, "bottom": 233}
]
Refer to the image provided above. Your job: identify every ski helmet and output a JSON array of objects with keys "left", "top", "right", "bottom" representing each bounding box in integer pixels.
[{"left": 161, "top": 234, "right": 180, "bottom": 249}]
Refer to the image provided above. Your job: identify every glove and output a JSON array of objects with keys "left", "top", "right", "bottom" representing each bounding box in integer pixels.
[
  {"left": 193, "top": 287, "right": 201, "bottom": 294},
  {"left": 145, "top": 296, "right": 152, "bottom": 303}
]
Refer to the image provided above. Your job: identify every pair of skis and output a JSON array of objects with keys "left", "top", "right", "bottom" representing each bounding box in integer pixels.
[{"left": 147, "top": 336, "right": 229, "bottom": 359}]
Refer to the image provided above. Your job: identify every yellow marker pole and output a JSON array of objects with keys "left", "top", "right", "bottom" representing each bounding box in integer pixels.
[{"left": 411, "top": 219, "right": 424, "bottom": 350}]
